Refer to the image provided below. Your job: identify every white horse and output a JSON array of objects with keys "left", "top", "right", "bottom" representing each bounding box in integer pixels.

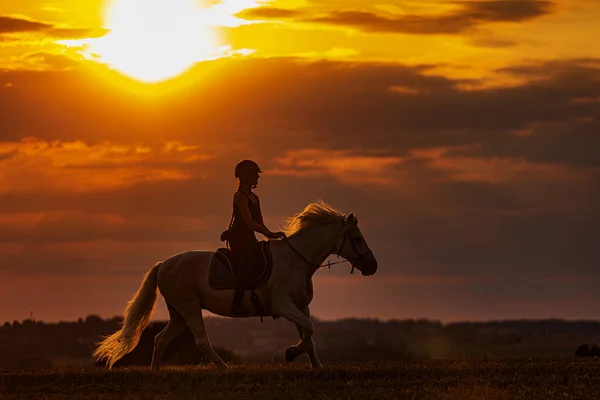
[{"left": 94, "top": 201, "right": 378, "bottom": 370}]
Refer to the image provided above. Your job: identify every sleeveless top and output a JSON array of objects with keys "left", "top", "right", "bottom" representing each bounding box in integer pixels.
[{"left": 229, "top": 190, "right": 260, "bottom": 245}]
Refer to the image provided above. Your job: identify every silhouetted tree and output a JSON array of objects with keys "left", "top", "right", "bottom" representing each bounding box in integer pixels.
[
  {"left": 575, "top": 344, "right": 600, "bottom": 357},
  {"left": 575, "top": 344, "right": 590, "bottom": 357}
]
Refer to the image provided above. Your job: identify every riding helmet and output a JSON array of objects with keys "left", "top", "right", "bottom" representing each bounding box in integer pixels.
[{"left": 235, "top": 160, "right": 263, "bottom": 178}]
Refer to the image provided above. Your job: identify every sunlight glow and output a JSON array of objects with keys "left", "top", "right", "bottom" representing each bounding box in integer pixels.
[
  {"left": 60, "top": 0, "right": 264, "bottom": 83},
  {"left": 93, "top": 0, "right": 216, "bottom": 83}
]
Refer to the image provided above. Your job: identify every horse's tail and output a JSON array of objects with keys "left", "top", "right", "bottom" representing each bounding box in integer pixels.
[{"left": 93, "top": 262, "right": 162, "bottom": 368}]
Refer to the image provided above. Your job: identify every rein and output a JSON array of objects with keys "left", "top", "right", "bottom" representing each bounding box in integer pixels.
[
  {"left": 284, "top": 239, "right": 349, "bottom": 269},
  {"left": 282, "top": 227, "right": 372, "bottom": 274}
]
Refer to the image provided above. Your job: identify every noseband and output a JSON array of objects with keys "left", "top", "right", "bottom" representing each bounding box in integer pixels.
[{"left": 334, "top": 228, "right": 374, "bottom": 274}]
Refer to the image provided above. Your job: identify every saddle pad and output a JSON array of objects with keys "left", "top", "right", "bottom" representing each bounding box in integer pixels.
[{"left": 209, "top": 241, "right": 273, "bottom": 290}]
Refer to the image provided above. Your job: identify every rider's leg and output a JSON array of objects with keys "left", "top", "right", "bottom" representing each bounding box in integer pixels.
[
  {"left": 231, "top": 279, "right": 246, "bottom": 315},
  {"left": 230, "top": 242, "right": 252, "bottom": 315}
]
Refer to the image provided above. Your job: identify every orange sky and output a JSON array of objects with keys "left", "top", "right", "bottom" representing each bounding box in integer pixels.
[{"left": 0, "top": 0, "right": 599, "bottom": 323}]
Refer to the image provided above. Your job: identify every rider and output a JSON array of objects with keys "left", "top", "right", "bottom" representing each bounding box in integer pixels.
[{"left": 226, "top": 160, "right": 286, "bottom": 316}]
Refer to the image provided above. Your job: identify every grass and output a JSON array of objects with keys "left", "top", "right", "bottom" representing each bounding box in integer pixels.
[{"left": 1, "top": 360, "right": 600, "bottom": 399}]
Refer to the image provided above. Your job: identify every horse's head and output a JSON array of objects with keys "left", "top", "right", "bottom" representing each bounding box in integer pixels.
[{"left": 334, "top": 213, "right": 378, "bottom": 276}]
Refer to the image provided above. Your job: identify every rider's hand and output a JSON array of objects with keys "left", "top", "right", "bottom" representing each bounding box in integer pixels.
[{"left": 269, "top": 231, "right": 287, "bottom": 240}]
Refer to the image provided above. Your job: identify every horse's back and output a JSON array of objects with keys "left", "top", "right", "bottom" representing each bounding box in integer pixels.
[{"left": 157, "top": 250, "right": 215, "bottom": 300}]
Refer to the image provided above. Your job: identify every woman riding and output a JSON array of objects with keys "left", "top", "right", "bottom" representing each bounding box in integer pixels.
[{"left": 224, "top": 160, "right": 286, "bottom": 316}]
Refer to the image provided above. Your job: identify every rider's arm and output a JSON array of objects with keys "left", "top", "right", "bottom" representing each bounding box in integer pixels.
[
  {"left": 252, "top": 195, "right": 286, "bottom": 239},
  {"left": 234, "top": 193, "right": 275, "bottom": 238},
  {"left": 255, "top": 195, "right": 265, "bottom": 226}
]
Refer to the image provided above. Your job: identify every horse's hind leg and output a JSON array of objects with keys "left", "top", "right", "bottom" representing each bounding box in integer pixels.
[
  {"left": 177, "top": 302, "right": 228, "bottom": 369},
  {"left": 151, "top": 303, "right": 186, "bottom": 371}
]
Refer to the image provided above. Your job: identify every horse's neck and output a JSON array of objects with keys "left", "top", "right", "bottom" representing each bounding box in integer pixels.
[{"left": 287, "top": 225, "right": 337, "bottom": 275}]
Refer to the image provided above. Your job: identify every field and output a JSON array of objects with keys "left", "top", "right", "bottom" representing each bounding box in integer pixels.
[{"left": 2, "top": 360, "right": 600, "bottom": 399}]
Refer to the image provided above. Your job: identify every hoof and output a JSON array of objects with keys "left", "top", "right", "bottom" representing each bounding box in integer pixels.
[{"left": 285, "top": 346, "right": 300, "bottom": 362}]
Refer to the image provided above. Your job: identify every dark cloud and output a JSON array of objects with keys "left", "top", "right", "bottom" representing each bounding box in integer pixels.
[
  {"left": 447, "top": 119, "right": 600, "bottom": 167},
  {"left": 243, "top": 7, "right": 299, "bottom": 19},
  {"left": 46, "top": 27, "right": 109, "bottom": 39},
  {"left": 0, "top": 16, "right": 51, "bottom": 33},
  {"left": 1, "top": 57, "right": 599, "bottom": 168},
  {"left": 428, "top": 180, "right": 523, "bottom": 212},
  {"left": 497, "top": 58, "right": 600, "bottom": 81},
  {"left": 445, "top": 60, "right": 600, "bottom": 166},
  {"left": 0, "top": 15, "right": 107, "bottom": 39},
  {"left": 237, "top": 0, "right": 553, "bottom": 34},
  {"left": 469, "top": 37, "right": 518, "bottom": 48},
  {"left": 465, "top": 0, "right": 553, "bottom": 22}
]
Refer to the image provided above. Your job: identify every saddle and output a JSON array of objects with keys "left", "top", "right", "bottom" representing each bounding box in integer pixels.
[{"left": 209, "top": 241, "right": 273, "bottom": 290}]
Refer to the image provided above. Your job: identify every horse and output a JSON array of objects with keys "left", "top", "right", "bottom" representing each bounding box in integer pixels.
[{"left": 93, "top": 200, "right": 378, "bottom": 370}]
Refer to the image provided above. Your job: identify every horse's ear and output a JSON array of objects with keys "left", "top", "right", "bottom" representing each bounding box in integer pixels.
[{"left": 347, "top": 213, "right": 355, "bottom": 222}]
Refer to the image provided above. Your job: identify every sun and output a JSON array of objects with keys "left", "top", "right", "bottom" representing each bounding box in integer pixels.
[{"left": 86, "top": 0, "right": 218, "bottom": 83}]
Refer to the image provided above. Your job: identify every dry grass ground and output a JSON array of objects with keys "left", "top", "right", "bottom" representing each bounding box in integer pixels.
[{"left": 1, "top": 360, "right": 600, "bottom": 399}]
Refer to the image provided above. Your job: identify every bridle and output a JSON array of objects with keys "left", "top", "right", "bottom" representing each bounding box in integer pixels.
[{"left": 283, "top": 224, "right": 373, "bottom": 274}]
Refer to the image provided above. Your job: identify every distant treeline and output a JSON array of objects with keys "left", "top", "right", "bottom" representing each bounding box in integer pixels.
[{"left": 1, "top": 316, "right": 600, "bottom": 369}]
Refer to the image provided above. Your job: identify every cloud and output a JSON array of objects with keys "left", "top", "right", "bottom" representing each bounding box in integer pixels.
[
  {"left": 0, "top": 16, "right": 51, "bottom": 33},
  {"left": 465, "top": 0, "right": 553, "bottom": 22},
  {"left": 241, "top": 7, "right": 299, "bottom": 19},
  {"left": 447, "top": 119, "right": 600, "bottom": 167},
  {"left": 2, "top": 57, "right": 599, "bottom": 170},
  {"left": 468, "top": 37, "right": 518, "bottom": 48},
  {"left": 15, "top": 52, "right": 81, "bottom": 70},
  {"left": 0, "top": 15, "right": 107, "bottom": 40},
  {"left": 0, "top": 138, "right": 214, "bottom": 193},
  {"left": 45, "top": 27, "right": 109, "bottom": 39},
  {"left": 497, "top": 58, "right": 600, "bottom": 80},
  {"left": 237, "top": 0, "right": 554, "bottom": 34},
  {"left": 272, "top": 148, "right": 404, "bottom": 186}
]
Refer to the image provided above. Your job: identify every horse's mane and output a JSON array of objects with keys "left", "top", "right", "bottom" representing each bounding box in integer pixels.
[{"left": 282, "top": 200, "right": 346, "bottom": 236}]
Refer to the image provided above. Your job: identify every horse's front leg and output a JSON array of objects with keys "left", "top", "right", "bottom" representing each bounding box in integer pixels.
[
  {"left": 296, "top": 305, "right": 322, "bottom": 369},
  {"left": 273, "top": 299, "right": 315, "bottom": 365}
]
